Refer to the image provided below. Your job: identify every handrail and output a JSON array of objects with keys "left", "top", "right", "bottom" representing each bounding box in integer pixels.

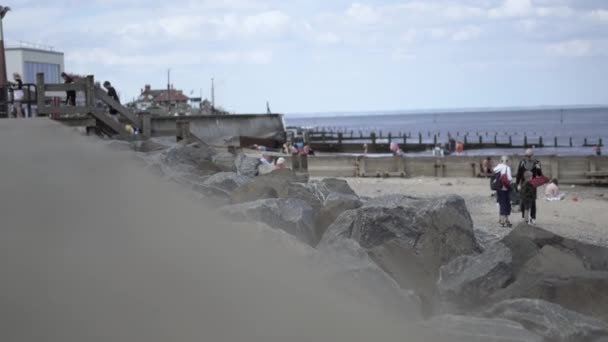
[{"left": 35, "top": 73, "right": 142, "bottom": 135}]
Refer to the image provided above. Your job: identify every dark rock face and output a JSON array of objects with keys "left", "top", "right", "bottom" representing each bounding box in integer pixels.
[
  {"left": 219, "top": 198, "right": 317, "bottom": 245},
  {"left": 202, "top": 172, "right": 252, "bottom": 193},
  {"left": 316, "top": 192, "right": 362, "bottom": 244},
  {"left": 211, "top": 152, "right": 237, "bottom": 172},
  {"left": 489, "top": 245, "right": 608, "bottom": 321},
  {"left": 234, "top": 154, "right": 260, "bottom": 178},
  {"left": 283, "top": 183, "right": 322, "bottom": 212},
  {"left": 416, "top": 315, "right": 543, "bottom": 342},
  {"left": 319, "top": 195, "right": 480, "bottom": 310},
  {"left": 484, "top": 299, "right": 608, "bottom": 342},
  {"left": 438, "top": 243, "right": 513, "bottom": 308}
]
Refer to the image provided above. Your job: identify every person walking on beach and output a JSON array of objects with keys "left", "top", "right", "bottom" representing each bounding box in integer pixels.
[
  {"left": 520, "top": 171, "right": 537, "bottom": 225},
  {"left": 494, "top": 156, "right": 513, "bottom": 227},
  {"left": 61, "top": 72, "right": 76, "bottom": 106},
  {"left": 516, "top": 148, "right": 543, "bottom": 222},
  {"left": 10, "top": 73, "right": 24, "bottom": 118},
  {"left": 103, "top": 81, "right": 120, "bottom": 118}
]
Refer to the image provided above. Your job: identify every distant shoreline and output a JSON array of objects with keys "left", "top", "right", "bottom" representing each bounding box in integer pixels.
[{"left": 285, "top": 105, "right": 608, "bottom": 119}]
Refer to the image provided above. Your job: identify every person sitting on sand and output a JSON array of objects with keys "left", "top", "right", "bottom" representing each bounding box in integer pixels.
[
  {"left": 390, "top": 142, "right": 403, "bottom": 156},
  {"left": 260, "top": 153, "right": 272, "bottom": 166},
  {"left": 481, "top": 157, "right": 493, "bottom": 177},
  {"left": 545, "top": 179, "right": 565, "bottom": 201},
  {"left": 456, "top": 141, "right": 464, "bottom": 155},
  {"left": 275, "top": 157, "right": 286, "bottom": 170}
]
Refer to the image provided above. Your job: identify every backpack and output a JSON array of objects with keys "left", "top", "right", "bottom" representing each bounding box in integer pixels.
[{"left": 490, "top": 172, "right": 502, "bottom": 191}]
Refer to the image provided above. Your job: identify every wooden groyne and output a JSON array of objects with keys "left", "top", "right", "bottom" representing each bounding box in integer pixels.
[
  {"left": 283, "top": 154, "right": 608, "bottom": 185},
  {"left": 302, "top": 129, "right": 603, "bottom": 152}
]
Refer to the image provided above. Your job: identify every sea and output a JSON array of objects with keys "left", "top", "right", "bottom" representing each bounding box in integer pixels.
[{"left": 284, "top": 107, "right": 608, "bottom": 156}]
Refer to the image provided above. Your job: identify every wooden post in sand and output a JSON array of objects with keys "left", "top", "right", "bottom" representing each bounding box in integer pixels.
[
  {"left": 524, "top": 136, "right": 528, "bottom": 147},
  {"left": 509, "top": 136, "right": 512, "bottom": 147},
  {"left": 371, "top": 132, "right": 377, "bottom": 146},
  {"left": 338, "top": 132, "right": 343, "bottom": 145},
  {"left": 584, "top": 138, "right": 588, "bottom": 147},
  {"left": 433, "top": 134, "right": 437, "bottom": 145},
  {"left": 600, "top": 138, "right": 603, "bottom": 147},
  {"left": 494, "top": 135, "right": 498, "bottom": 145},
  {"left": 388, "top": 132, "right": 392, "bottom": 144},
  {"left": 539, "top": 136, "right": 543, "bottom": 147},
  {"left": 554, "top": 137, "right": 558, "bottom": 148},
  {"left": 479, "top": 136, "right": 482, "bottom": 145},
  {"left": 570, "top": 137, "right": 573, "bottom": 147},
  {"left": 418, "top": 132, "right": 422, "bottom": 145}
]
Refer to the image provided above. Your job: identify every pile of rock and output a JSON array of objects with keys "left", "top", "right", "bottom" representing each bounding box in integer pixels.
[{"left": 132, "top": 142, "right": 608, "bottom": 341}]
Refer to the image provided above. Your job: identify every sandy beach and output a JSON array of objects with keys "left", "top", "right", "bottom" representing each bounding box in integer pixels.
[{"left": 344, "top": 177, "right": 608, "bottom": 247}]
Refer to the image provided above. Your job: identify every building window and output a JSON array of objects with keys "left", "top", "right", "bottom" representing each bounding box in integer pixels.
[{"left": 24, "top": 62, "right": 61, "bottom": 84}]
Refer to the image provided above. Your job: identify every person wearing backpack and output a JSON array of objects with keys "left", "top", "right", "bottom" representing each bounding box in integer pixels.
[{"left": 493, "top": 156, "right": 513, "bottom": 227}]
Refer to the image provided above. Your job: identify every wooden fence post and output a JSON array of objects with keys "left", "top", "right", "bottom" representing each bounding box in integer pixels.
[
  {"left": 539, "top": 136, "right": 543, "bottom": 147},
  {"left": 584, "top": 138, "right": 588, "bottom": 146},
  {"left": 524, "top": 136, "right": 528, "bottom": 147},
  {"left": 569, "top": 137, "right": 573, "bottom": 147},
  {"left": 338, "top": 132, "right": 343, "bottom": 145},
  {"left": 509, "top": 136, "right": 513, "bottom": 147},
  {"left": 554, "top": 136, "right": 558, "bottom": 148},
  {"left": 371, "top": 132, "right": 377, "bottom": 146},
  {"left": 479, "top": 136, "right": 482, "bottom": 144},
  {"left": 140, "top": 112, "right": 151, "bottom": 137},
  {"left": 36, "top": 73, "right": 46, "bottom": 115},
  {"left": 418, "top": 132, "right": 422, "bottom": 145},
  {"left": 388, "top": 132, "right": 392, "bottom": 144}
]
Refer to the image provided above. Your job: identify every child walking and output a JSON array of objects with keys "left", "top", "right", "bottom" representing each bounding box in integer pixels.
[{"left": 520, "top": 171, "right": 537, "bottom": 224}]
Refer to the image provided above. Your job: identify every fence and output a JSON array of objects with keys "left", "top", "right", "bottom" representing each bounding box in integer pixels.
[
  {"left": 305, "top": 130, "right": 604, "bottom": 152},
  {"left": 285, "top": 154, "right": 608, "bottom": 185}
]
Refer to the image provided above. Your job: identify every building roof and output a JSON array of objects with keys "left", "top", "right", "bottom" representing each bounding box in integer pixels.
[{"left": 140, "top": 85, "right": 189, "bottom": 102}]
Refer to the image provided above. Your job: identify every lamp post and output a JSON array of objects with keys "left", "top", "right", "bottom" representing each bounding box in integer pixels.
[{"left": 0, "top": 6, "right": 10, "bottom": 118}]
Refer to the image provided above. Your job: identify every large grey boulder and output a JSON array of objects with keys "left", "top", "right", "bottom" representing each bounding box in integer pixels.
[
  {"left": 317, "top": 238, "right": 423, "bottom": 320},
  {"left": 212, "top": 151, "right": 237, "bottom": 172},
  {"left": 202, "top": 172, "right": 252, "bottom": 193},
  {"left": 283, "top": 183, "right": 322, "bottom": 211},
  {"left": 162, "top": 143, "right": 220, "bottom": 176},
  {"left": 230, "top": 183, "right": 278, "bottom": 204},
  {"left": 234, "top": 154, "right": 260, "bottom": 178},
  {"left": 164, "top": 142, "right": 216, "bottom": 167},
  {"left": 219, "top": 198, "right": 317, "bottom": 245},
  {"left": 489, "top": 245, "right": 608, "bottom": 321},
  {"left": 316, "top": 192, "right": 362, "bottom": 241},
  {"left": 417, "top": 315, "right": 543, "bottom": 342},
  {"left": 307, "top": 178, "right": 358, "bottom": 200},
  {"left": 438, "top": 243, "right": 513, "bottom": 308},
  {"left": 501, "top": 223, "right": 608, "bottom": 274},
  {"left": 319, "top": 195, "right": 481, "bottom": 310},
  {"left": 484, "top": 299, "right": 608, "bottom": 342},
  {"left": 131, "top": 139, "right": 169, "bottom": 153},
  {"left": 191, "top": 184, "right": 232, "bottom": 208}
]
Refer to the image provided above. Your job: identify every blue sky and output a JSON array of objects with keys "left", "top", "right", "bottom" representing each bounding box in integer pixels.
[{"left": 6, "top": 0, "right": 608, "bottom": 113}]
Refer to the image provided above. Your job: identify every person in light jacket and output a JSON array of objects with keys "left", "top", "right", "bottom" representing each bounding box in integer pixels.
[{"left": 494, "top": 156, "right": 513, "bottom": 227}]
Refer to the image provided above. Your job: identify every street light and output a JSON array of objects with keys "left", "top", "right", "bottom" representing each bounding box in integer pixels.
[{"left": 0, "top": 6, "right": 10, "bottom": 118}]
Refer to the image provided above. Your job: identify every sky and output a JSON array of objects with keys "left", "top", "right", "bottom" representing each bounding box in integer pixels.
[{"left": 5, "top": 0, "right": 608, "bottom": 114}]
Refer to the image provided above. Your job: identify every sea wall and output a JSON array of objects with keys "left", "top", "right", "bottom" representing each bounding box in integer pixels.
[
  {"left": 149, "top": 114, "right": 286, "bottom": 144},
  {"left": 286, "top": 154, "right": 608, "bottom": 184}
]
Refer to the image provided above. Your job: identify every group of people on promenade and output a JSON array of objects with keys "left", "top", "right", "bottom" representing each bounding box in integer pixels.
[
  {"left": 493, "top": 148, "right": 563, "bottom": 227},
  {"left": 8, "top": 72, "right": 120, "bottom": 119}
]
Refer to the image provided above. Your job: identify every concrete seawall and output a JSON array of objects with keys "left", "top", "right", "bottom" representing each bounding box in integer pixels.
[
  {"left": 286, "top": 154, "right": 608, "bottom": 184},
  {"left": 150, "top": 114, "right": 286, "bottom": 144}
]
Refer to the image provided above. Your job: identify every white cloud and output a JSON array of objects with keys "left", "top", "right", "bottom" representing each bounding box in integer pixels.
[
  {"left": 536, "top": 6, "right": 574, "bottom": 18},
  {"left": 489, "top": 0, "right": 534, "bottom": 18},
  {"left": 346, "top": 3, "right": 380, "bottom": 24},
  {"left": 314, "top": 32, "right": 340, "bottom": 45},
  {"left": 546, "top": 40, "right": 592, "bottom": 57},
  {"left": 452, "top": 26, "right": 482, "bottom": 42},
  {"left": 391, "top": 49, "right": 416, "bottom": 62},
  {"left": 515, "top": 19, "right": 538, "bottom": 33},
  {"left": 590, "top": 9, "right": 608, "bottom": 22}
]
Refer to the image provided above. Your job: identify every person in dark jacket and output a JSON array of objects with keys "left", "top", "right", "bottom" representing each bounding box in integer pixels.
[
  {"left": 61, "top": 72, "right": 76, "bottom": 106},
  {"left": 520, "top": 171, "right": 537, "bottom": 225},
  {"left": 516, "top": 148, "right": 542, "bottom": 222},
  {"left": 103, "top": 81, "right": 120, "bottom": 116}
]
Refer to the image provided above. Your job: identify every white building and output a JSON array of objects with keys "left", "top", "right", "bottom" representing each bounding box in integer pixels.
[{"left": 6, "top": 46, "right": 64, "bottom": 84}]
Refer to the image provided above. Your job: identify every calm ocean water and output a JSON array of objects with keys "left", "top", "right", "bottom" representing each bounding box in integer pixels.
[{"left": 285, "top": 107, "right": 608, "bottom": 155}]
